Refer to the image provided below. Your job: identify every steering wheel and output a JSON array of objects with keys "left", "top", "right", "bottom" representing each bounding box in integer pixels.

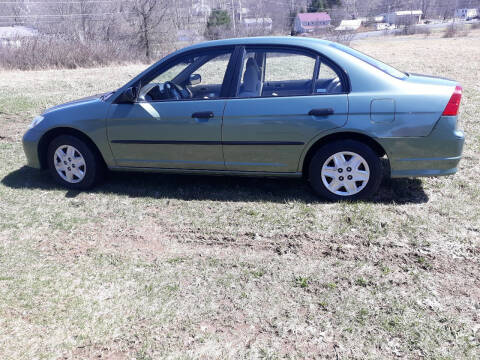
[{"left": 164, "top": 81, "right": 182, "bottom": 100}]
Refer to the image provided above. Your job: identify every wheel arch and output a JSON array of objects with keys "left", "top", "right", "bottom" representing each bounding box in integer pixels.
[
  {"left": 300, "top": 131, "right": 388, "bottom": 178},
  {"left": 38, "top": 127, "right": 106, "bottom": 170}
]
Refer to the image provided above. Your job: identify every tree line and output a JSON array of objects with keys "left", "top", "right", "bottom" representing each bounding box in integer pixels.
[{"left": 0, "top": 0, "right": 478, "bottom": 69}]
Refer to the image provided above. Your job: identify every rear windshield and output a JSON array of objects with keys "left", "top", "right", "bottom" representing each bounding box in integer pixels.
[{"left": 329, "top": 42, "right": 408, "bottom": 80}]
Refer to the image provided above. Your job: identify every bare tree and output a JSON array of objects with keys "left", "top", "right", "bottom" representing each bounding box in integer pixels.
[
  {"left": 13, "top": 0, "right": 30, "bottom": 25},
  {"left": 417, "top": 0, "right": 433, "bottom": 18},
  {"left": 123, "top": 0, "right": 172, "bottom": 60},
  {"left": 0, "top": 0, "right": 31, "bottom": 26}
]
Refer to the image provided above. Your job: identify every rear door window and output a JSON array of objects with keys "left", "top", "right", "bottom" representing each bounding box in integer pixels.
[
  {"left": 236, "top": 48, "right": 317, "bottom": 98},
  {"left": 235, "top": 47, "right": 346, "bottom": 98}
]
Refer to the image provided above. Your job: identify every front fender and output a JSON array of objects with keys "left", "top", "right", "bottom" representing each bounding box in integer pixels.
[{"left": 33, "top": 100, "right": 115, "bottom": 168}]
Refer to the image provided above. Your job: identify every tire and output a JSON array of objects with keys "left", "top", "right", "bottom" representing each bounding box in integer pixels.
[
  {"left": 47, "top": 135, "right": 104, "bottom": 190},
  {"left": 308, "top": 140, "right": 382, "bottom": 201}
]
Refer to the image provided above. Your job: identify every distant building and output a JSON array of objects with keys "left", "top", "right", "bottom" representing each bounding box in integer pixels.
[
  {"left": 355, "top": 17, "right": 368, "bottom": 23},
  {"left": 191, "top": 2, "right": 211, "bottom": 18},
  {"left": 455, "top": 8, "right": 478, "bottom": 20},
  {"left": 383, "top": 10, "right": 423, "bottom": 26},
  {"left": 242, "top": 18, "right": 273, "bottom": 33},
  {"left": 293, "top": 12, "right": 331, "bottom": 33},
  {"left": 0, "top": 26, "right": 38, "bottom": 47},
  {"left": 376, "top": 23, "right": 394, "bottom": 30},
  {"left": 237, "top": 7, "right": 249, "bottom": 20},
  {"left": 335, "top": 19, "right": 362, "bottom": 31}
]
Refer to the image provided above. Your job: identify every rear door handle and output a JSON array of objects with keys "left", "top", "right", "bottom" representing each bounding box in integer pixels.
[
  {"left": 309, "top": 108, "right": 334, "bottom": 116},
  {"left": 192, "top": 111, "right": 214, "bottom": 119}
]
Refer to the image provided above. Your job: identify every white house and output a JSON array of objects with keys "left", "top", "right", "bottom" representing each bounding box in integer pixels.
[
  {"left": 191, "top": 2, "right": 211, "bottom": 18},
  {"left": 383, "top": 10, "right": 423, "bottom": 25},
  {"left": 455, "top": 8, "right": 478, "bottom": 20},
  {"left": 242, "top": 18, "right": 273, "bottom": 33},
  {"left": 0, "top": 26, "right": 38, "bottom": 47}
]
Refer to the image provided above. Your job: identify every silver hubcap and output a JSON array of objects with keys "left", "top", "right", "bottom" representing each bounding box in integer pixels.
[
  {"left": 53, "top": 145, "right": 86, "bottom": 184},
  {"left": 321, "top": 151, "right": 370, "bottom": 196}
]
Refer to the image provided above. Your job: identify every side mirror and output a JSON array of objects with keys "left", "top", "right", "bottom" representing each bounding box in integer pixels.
[
  {"left": 188, "top": 73, "right": 202, "bottom": 86},
  {"left": 117, "top": 87, "right": 137, "bottom": 104}
]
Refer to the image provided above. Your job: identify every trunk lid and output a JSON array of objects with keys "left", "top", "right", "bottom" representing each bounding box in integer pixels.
[{"left": 405, "top": 73, "right": 457, "bottom": 87}]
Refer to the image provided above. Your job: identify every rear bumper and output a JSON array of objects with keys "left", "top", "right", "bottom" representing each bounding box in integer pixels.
[
  {"left": 378, "top": 116, "right": 465, "bottom": 178},
  {"left": 22, "top": 128, "right": 42, "bottom": 169}
]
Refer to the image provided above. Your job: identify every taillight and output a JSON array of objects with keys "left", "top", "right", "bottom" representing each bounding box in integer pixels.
[{"left": 442, "top": 85, "right": 462, "bottom": 116}]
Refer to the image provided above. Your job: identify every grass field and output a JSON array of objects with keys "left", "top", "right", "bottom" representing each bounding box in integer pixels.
[{"left": 0, "top": 31, "right": 479, "bottom": 359}]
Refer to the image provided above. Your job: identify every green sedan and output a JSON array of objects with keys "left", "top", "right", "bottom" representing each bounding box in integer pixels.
[{"left": 22, "top": 37, "right": 465, "bottom": 200}]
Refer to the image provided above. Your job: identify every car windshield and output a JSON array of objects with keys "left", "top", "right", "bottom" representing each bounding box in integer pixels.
[
  {"left": 154, "top": 60, "right": 193, "bottom": 83},
  {"left": 329, "top": 42, "right": 407, "bottom": 80}
]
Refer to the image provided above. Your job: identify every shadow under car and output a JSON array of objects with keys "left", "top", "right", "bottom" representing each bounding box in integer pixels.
[{"left": 2, "top": 165, "right": 429, "bottom": 204}]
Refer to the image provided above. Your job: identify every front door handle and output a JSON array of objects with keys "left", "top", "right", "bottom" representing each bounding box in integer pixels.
[
  {"left": 192, "top": 111, "right": 214, "bottom": 119},
  {"left": 309, "top": 108, "right": 334, "bottom": 116}
]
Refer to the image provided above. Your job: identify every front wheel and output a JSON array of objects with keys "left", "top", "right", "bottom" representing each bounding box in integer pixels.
[
  {"left": 47, "top": 135, "right": 104, "bottom": 190},
  {"left": 308, "top": 140, "right": 382, "bottom": 201}
]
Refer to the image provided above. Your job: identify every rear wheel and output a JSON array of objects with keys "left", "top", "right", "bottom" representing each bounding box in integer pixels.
[
  {"left": 308, "top": 140, "right": 382, "bottom": 201},
  {"left": 47, "top": 135, "right": 104, "bottom": 190}
]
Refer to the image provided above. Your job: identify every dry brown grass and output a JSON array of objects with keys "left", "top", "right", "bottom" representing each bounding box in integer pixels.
[
  {"left": 0, "top": 37, "right": 143, "bottom": 70},
  {"left": 0, "top": 31, "right": 479, "bottom": 359}
]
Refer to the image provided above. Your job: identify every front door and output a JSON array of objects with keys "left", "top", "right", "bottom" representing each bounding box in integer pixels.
[
  {"left": 107, "top": 49, "right": 234, "bottom": 170},
  {"left": 222, "top": 47, "right": 349, "bottom": 173}
]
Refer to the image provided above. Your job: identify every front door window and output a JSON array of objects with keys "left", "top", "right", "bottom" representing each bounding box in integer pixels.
[{"left": 138, "top": 50, "right": 232, "bottom": 102}]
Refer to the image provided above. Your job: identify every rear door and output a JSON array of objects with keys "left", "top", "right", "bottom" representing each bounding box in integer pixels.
[{"left": 222, "top": 46, "right": 349, "bottom": 173}]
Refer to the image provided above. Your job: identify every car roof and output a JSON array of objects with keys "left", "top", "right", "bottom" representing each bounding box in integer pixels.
[
  {"left": 115, "top": 35, "right": 404, "bottom": 102},
  {"left": 180, "top": 36, "right": 334, "bottom": 52}
]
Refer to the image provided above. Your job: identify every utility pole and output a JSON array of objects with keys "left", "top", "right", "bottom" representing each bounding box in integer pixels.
[
  {"left": 230, "top": 0, "right": 236, "bottom": 36},
  {"left": 238, "top": 0, "right": 242, "bottom": 23},
  {"left": 386, "top": 0, "right": 391, "bottom": 25},
  {"left": 453, "top": 0, "right": 458, "bottom": 23}
]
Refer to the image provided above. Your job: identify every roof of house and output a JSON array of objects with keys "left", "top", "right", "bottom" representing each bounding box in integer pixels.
[
  {"left": 297, "top": 12, "right": 331, "bottom": 23},
  {"left": 335, "top": 19, "right": 362, "bottom": 31},
  {"left": 0, "top": 26, "right": 38, "bottom": 39},
  {"left": 242, "top": 18, "right": 273, "bottom": 25},
  {"left": 392, "top": 10, "right": 423, "bottom": 16}
]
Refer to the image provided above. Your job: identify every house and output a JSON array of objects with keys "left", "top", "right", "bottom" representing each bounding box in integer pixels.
[
  {"left": 242, "top": 18, "right": 273, "bottom": 33},
  {"left": 335, "top": 19, "right": 362, "bottom": 31},
  {"left": 293, "top": 12, "right": 331, "bottom": 33},
  {"left": 191, "top": 1, "right": 211, "bottom": 18},
  {"left": 455, "top": 8, "right": 478, "bottom": 20},
  {"left": 0, "top": 26, "right": 38, "bottom": 47},
  {"left": 383, "top": 10, "right": 423, "bottom": 26}
]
